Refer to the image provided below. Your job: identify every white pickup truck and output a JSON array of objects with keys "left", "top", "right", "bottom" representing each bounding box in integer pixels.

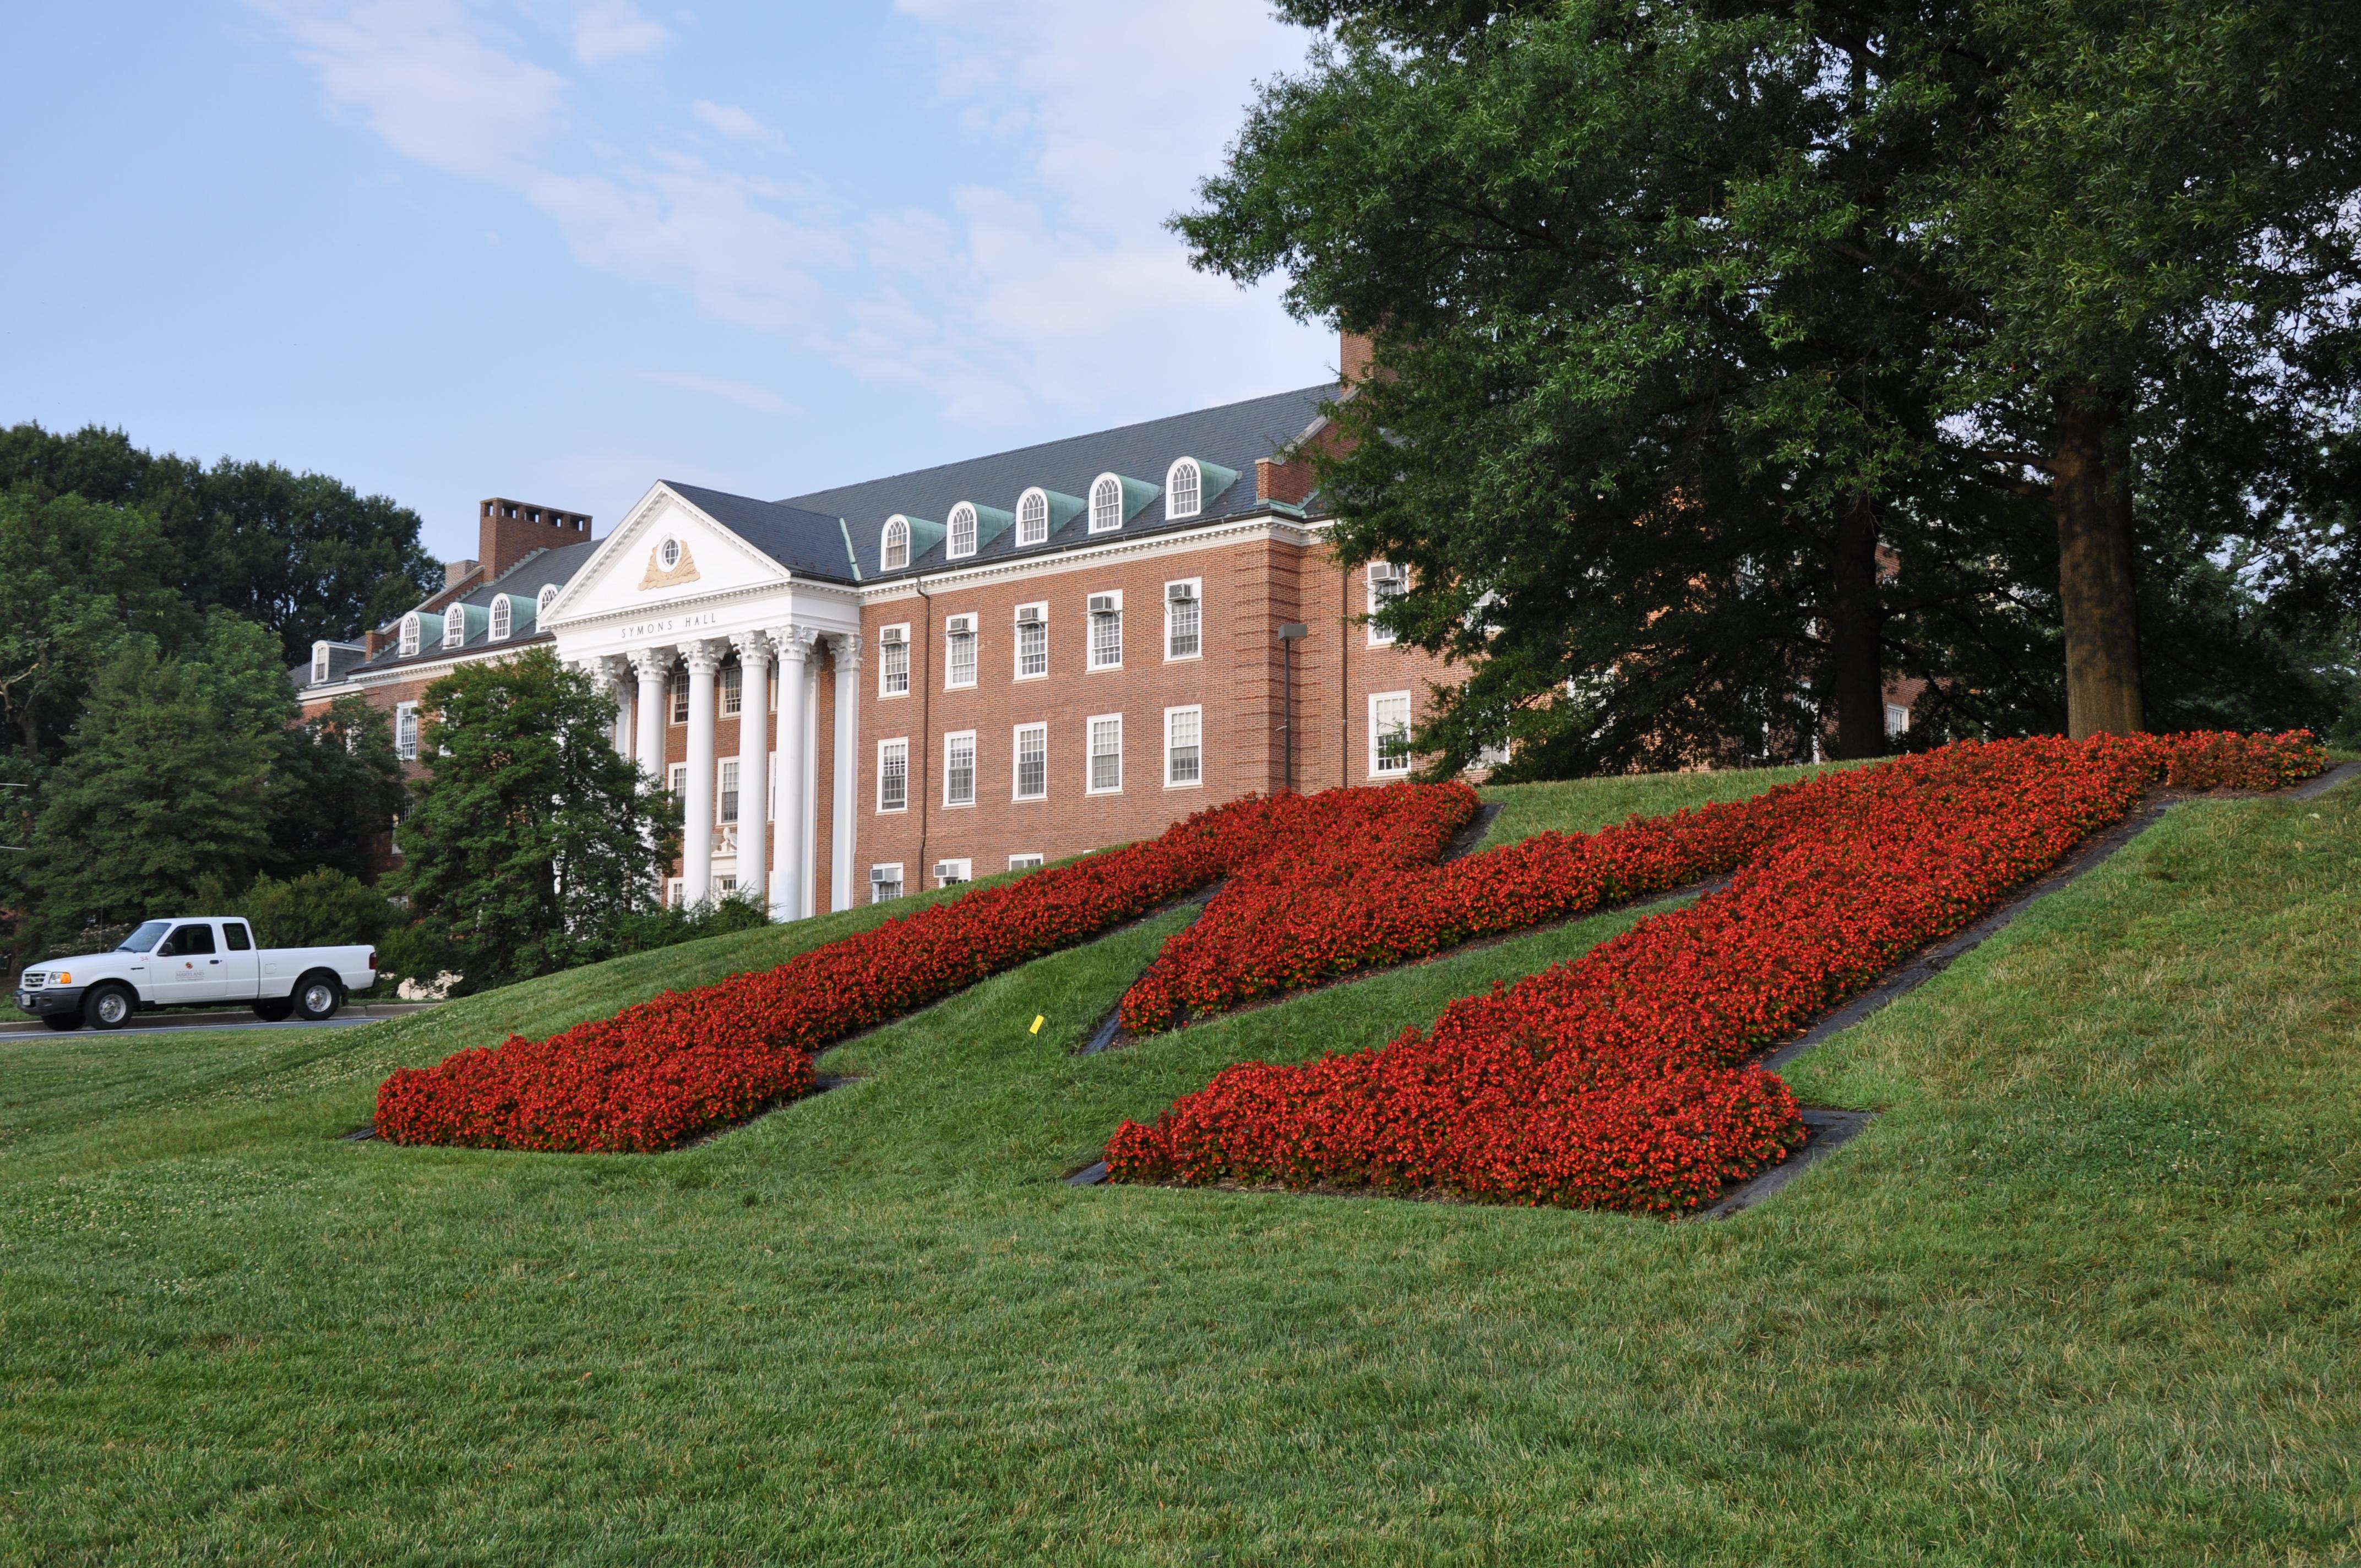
[{"left": 13, "top": 918, "right": 377, "bottom": 1031}]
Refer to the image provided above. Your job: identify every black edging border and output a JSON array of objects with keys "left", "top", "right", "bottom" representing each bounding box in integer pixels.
[{"left": 1070, "top": 762, "right": 2361, "bottom": 1207}]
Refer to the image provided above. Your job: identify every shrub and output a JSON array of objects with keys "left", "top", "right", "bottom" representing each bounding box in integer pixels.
[{"left": 234, "top": 868, "right": 395, "bottom": 949}]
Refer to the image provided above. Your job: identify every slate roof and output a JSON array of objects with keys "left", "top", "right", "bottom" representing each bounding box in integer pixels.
[
  {"left": 659, "top": 486, "right": 858, "bottom": 585},
  {"left": 776, "top": 383, "right": 1334, "bottom": 580},
  {"left": 332, "top": 538, "right": 603, "bottom": 682}
]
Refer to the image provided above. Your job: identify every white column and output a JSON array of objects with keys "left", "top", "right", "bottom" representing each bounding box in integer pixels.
[
  {"left": 767, "top": 625, "right": 818, "bottom": 920},
  {"left": 682, "top": 638, "right": 727, "bottom": 906},
  {"left": 595, "top": 656, "right": 633, "bottom": 754},
  {"left": 629, "top": 648, "right": 671, "bottom": 789},
  {"left": 732, "top": 631, "right": 773, "bottom": 916},
  {"left": 831, "top": 633, "right": 861, "bottom": 911},
  {"left": 801, "top": 656, "right": 820, "bottom": 921}
]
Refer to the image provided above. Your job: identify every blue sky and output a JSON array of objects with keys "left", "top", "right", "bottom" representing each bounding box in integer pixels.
[{"left": 2, "top": 2, "right": 1334, "bottom": 563}]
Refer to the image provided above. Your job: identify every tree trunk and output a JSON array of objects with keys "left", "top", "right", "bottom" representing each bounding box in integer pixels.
[
  {"left": 1826, "top": 499, "right": 1887, "bottom": 759},
  {"left": 2051, "top": 385, "right": 2144, "bottom": 737}
]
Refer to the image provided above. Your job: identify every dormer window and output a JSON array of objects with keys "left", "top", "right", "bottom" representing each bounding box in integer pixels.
[
  {"left": 1017, "top": 489, "right": 1048, "bottom": 546},
  {"left": 311, "top": 641, "right": 331, "bottom": 684},
  {"left": 882, "top": 517, "right": 910, "bottom": 571},
  {"left": 1166, "top": 459, "right": 1201, "bottom": 520},
  {"left": 399, "top": 614, "right": 422, "bottom": 658},
  {"left": 489, "top": 597, "right": 513, "bottom": 641},
  {"left": 946, "top": 503, "right": 978, "bottom": 559},
  {"left": 1090, "top": 476, "right": 1123, "bottom": 533},
  {"left": 443, "top": 612, "right": 466, "bottom": 651},
  {"left": 537, "top": 583, "right": 559, "bottom": 620}
]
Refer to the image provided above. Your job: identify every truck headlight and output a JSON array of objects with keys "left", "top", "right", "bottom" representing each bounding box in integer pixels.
[{"left": 53, "top": 972, "right": 68, "bottom": 986}]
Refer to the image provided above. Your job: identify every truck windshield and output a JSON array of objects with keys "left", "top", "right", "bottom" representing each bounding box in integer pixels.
[{"left": 119, "top": 921, "right": 171, "bottom": 953}]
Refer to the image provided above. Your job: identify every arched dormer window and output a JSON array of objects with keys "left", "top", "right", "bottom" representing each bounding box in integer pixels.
[
  {"left": 1090, "top": 476, "right": 1123, "bottom": 533},
  {"left": 443, "top": 611, "right": 466, "bottom": 651},
  {"left": 1166, "top": 458, "right": 1201, "bottom": 520},
  {"left": 946, "top": 503, "right": 978, "bottom": 559},
  {"left": 399, "top": 613, "right": 422, "bottom": 658},
  {"left": 882, "top": 516, "right": 910, "bottom": 571},
  {"left": 489, "top": 597, "right": 513, "bottom": 641},
  {"left": 1016, "top": 489, "right": 1049, "bottom": 546},
  {"left": 537, "top": 583, "right": 560, "bottom": 620}
]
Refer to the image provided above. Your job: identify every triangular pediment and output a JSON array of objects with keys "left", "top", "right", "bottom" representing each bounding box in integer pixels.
[{"left": 546, "top": 484, "right": 795, "bottom": 623}]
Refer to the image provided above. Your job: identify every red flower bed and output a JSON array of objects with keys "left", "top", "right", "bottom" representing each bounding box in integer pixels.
[
  {"left": 1103, "top": 732, "right": 2326, "bottom": 1212},
  {"left": 374, "top": 784, "right": 1474, "bottom": 1151}
]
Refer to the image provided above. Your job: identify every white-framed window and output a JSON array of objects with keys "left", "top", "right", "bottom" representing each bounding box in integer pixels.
[
  {"left": 944, "top": 730, "right": 976, "bottom": 807},
  {"left": 1886, "top": 702, "right": 1911, "bottom": 738},
  {"left": 944, "top": 614, "right": 977, "bottom": 689},
  {"left": 1165, "top": 706, "right": 1203, "bottom": 788},
  {"left": 1009, "top": 853, "right": 1043, "bottom": 871},
  {"left": 669, "top": 669, "right": 689, "bottom": 724},
  {"left": 394, "top": 702, "right": 419, "bottom": 760},
  {"left": 1013, "top": 722, "right": 1047, "bottom": 801},
  {"left": 882, "top": 517, "right": 910, "bottom": 571},
  {"left": 1165, "top": 579, "right": 1201, "bottom": 660},
  {"left": 443, "top": 610, "right": 465, "bottom": 651},
  {"left": 658, "top": 537, "right": 683, "bottom": 571},
  {"left": 667, "top": 876, "right": 686, "bottom": 908},
  {"left": 668, "top": 762, "right": 689, "bottom": 796},
  {"left": 398, "top": 614, "right": 421, "bottom": 657},
  {"left": 870, "top": 863, "right": 904, "bottom": 903},
  {"left": 1014, "top": 602, "right": 1048, "bottom": 679},
  {"left": 720, "top": 759, "right": 739, "bottom": 823},
  {"left": 877, "top": 738, "right": 909, "bottom": 813},
  {"left": 879, "top": 624, "right": 910, "bottom": 698},
  {"left": 489, "top": 597, "right": 513, "bottom": 640},
  {"left": 1089, "top": 475, "right": 1123, "bottom": 533},
  {"left": 1087, "top": 591, "right": 1122, "bottom": 671},
  {"left": 716, "top": 875, "right": 737, "bottom": 895},
  {"left": 946, "top": 503, "right": 978, "bottom": 559},
  {"left": 1370, "top": 691, "right": 1413, "bottom": 777},
  {"left": 1367, "top": 562, "right": 1409, "bottom": 646},
  {"left": 311, "top": 642, "right": 331, "bottom": 684},
  {"left": 1016, "top": 488, "right": 1050, "bottom": 546},
  {"left": 537, "top": 583, "right": 559, "bottom": 621},
  {"left": 934, "top": 858, "right": 972, "bottom": 889},
  {"left": 721, "top": 663, "right": 743, "bottom": 716},
  {"left": 1088, "top": 713, "right": 1123, "bottom": 794},
  {"left": 1165, "top": 458, "right": 1201, "bottom": 520}
]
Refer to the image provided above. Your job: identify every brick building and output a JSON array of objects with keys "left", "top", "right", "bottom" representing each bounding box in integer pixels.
[{"left": 301, "top": 346, "right": 1463, "bottom": 916}]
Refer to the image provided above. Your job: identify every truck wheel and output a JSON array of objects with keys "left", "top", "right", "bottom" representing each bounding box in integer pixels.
[
  {"left": 84, "top": 983, "right": 137, "bottom": 1031},
  {"left": 292, "top": 972, "right": 342, "bottom": 1021},
  {"left": 252, "top": 997, "right": 295, "bottom": 1023},
  {"left": 42, "top": 1013, "right": 83, "bottom": 1031}
]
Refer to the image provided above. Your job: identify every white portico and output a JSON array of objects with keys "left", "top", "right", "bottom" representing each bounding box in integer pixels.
[{"left": 545, "top": 482, "right": 863, "bottom": 919}]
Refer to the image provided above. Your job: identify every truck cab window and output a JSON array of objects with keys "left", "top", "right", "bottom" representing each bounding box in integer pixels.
[
  {"left": 161, "top": 923, "right": 216, "bottom": 956},
  {"left": 119, "top": 921, "right": 170, "bottom": 952},
  {"left": 224, "top": 922, "right": 253, "bottom": 951}
]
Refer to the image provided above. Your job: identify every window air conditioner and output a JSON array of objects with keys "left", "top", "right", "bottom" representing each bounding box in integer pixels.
[
  {"left": 1087, "top": 594, "right": 1118, "bottom": 615},
  {"left": 1015, "top": 605, "right": 1042, "bottom": 624},
  {"left": 1166, "top": 582, "right": 1195, "bottom": 602},
  {"left": 946, "top": 614, "right": 975, "bottom": 634}
]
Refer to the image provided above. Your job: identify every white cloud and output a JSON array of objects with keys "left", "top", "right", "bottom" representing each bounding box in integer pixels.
[
  {"left": 570, "top": 1, "right": 670, "bottom": 67},
  {"left": 637, "top": 370, "right": 790, "bottom": 416},
  {"left": 250, "top": 0, "right": 1331, "bottom": 433},
  {"left": 689, "top": 100, "right": 783, "bottom": 148}
]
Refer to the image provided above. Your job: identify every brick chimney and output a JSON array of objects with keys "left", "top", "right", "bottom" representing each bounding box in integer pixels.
[
  {"left": 1256, "top": 456, "right": 1316, "bottom": 506},
  {"left": 478, "top": 497, "right": 594, "bottom": 580},
  {"left": 1340, "top": 329, "right": 1377, "bottom": 388}
]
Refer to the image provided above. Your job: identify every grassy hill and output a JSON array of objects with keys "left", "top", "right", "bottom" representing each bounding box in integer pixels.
[{"left": 2, "top": 763, "right": 2355, "bottom": 1564}]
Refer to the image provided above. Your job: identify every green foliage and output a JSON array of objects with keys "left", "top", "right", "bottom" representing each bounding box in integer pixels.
[
  {"left": 614, "top": 890, "right": 773, "bottom": 957},
  {"left": 0, "top": 422, "right": 440, "bottom": 665},
  {"left": 262, "top": 694, "right": 407, "bottom": 885},
  {"left": 388, "top": 647, "right": 678, "bottom": 989},
  {"left": 1180, "top": 0, "right": 2361, "bottom": 771},
  {"left": 21, "top": 619, "right": 292, "bottom": 943},
  {"left": 0, "top": 490, "right": 191, "bottom": 759},
  {"left": 219, "top": 868, "right": 395, "bottom": 950}
]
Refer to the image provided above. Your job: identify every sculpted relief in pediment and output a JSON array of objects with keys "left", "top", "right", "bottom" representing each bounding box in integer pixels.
[{"left": 638, "top": 535, "right": 702, "bottom": 591}]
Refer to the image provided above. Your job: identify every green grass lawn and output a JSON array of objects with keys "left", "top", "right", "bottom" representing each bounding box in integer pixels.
[{"left": 2, "top": 770, "right": 2357, "bottom": 1564}]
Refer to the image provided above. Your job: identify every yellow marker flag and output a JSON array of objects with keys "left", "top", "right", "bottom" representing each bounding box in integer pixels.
[{"left": 1030, "top": 1015, "right": 1045, "bottom": 1035}]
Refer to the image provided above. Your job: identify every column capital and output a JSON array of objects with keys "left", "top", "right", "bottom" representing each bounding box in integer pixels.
[
  {"left": 770, "top": 624, "right": 822, "bottom": 664},
  {"left": 592, "top": 653, "right": 632, "bottom": 683},
  {"left": 731, "top": 629, "right": 774, "bottom": 664},
  {"left": 684, "top": 636, "right": 731, "bottom": 674},
  {"left": 628, "top": 646, "right": 674, "bottom": 681},
  {"left": 832, "top": 631, "right": 862, "bottom": 671}
]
